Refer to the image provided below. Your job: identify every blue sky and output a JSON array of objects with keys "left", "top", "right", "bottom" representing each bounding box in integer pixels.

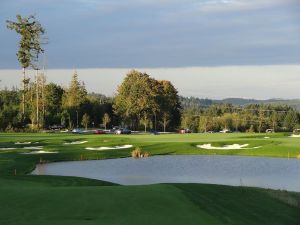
[{"left": 1, "top": 0, "right": 300, "bottom": 68}]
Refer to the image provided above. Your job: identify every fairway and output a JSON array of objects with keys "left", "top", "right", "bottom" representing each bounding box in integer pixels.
[
  {"left": 0, "top": 132, "right": 300, "bottom": 225},
  {"left": 0, "top": 132, "right": 299, "bottom": 176}
]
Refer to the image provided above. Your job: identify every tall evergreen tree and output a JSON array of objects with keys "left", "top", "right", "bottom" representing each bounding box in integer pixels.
[
  {"left": 284, "top": 110, "right": 298, "bottom": 131},
  {"left": 62, "top": 71, "right": 87, "bottom": 128},
  {"left": 6, "top": 15, "right": 45, "bottom": 122}
]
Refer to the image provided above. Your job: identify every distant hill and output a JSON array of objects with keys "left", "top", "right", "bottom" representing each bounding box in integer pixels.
[
  {"left": 259, "top": 99, "right": 300, "bottom": 111},
  {"left": 180, "top": 97, "right": 300, "bottom": 111},
  {"left": 213, "top": 98, "right": 260, "bottom": 105}
]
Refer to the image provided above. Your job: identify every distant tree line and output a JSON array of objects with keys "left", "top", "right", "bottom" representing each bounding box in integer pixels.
[{"left": 181, "top": 103, "right": 300, "bottom": 133}]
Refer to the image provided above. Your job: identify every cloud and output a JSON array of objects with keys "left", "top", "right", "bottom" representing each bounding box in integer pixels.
[
  {"left": 1, "top": 0, "right": 299, "bottom": 68},
  {"left": 71, "top": 0, "right": 298, "bottom": 14},
  {"left": 184, "top": 0, "right": 299, "bottom": 13}
]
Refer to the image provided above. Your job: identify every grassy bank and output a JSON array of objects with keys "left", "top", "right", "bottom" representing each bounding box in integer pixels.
[
  {"left": 0, "top": 176, "right": 300, "bottom": 225},
  {"left": 0, "top": 132, "right": 300, "bottom": 224}
]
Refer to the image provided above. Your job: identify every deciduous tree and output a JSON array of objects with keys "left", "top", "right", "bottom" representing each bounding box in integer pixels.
[
  {"left": 102, "top": 113, "right": 111, "bottom": 130},
  {"left": 81, "top": 113, "right": 90, "bottom": 130}
]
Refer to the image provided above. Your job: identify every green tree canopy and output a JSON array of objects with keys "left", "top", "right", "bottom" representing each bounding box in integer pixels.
[
  {"left": 63, "top": 72, "right": 87, "bottom": 109},
  {"left": 62, "top": 71, "right": 87, "bottom": 128},
  {"left": 113, "top": 70, "right": 158, "bottom": 128},
  {"left": 284, "top": 110, "right": 298, "bottom": 131},
  {"left": 6, "top": 14, "right": 45, "bottom": 69},
  {"left": 113, "top": 70, "right": 181, "bottom": 130}
]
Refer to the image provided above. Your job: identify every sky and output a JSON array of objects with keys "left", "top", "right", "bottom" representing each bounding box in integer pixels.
[{"left": 1, "top": 0, "right": 300, "bottom": 99}]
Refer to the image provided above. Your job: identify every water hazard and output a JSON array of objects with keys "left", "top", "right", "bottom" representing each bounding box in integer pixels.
[{"left": 32, "top": 155, "right": 300, "bottom": 192}]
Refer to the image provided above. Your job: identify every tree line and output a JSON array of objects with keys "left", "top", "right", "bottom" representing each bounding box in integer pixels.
[
  {"left": 2, "top": 69, "right": 300, "bottom": 132},
  {"left": 0, "top": 70, "right": 181, "bottom": 132},
  {"left": 181, "top": 103, "right": 300, "bottom": 133},
  {"left": 1, "top": 71, "right": 300, "bottom": 132}
]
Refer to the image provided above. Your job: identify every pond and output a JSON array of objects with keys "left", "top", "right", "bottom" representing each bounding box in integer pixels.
[{"left": 31, "top": 155, "right": 300, "bottom": 192}]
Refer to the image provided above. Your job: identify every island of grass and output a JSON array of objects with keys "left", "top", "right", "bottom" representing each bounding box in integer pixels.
[{"left": 0, "top": 132, "right": 299, "bottom": 225}]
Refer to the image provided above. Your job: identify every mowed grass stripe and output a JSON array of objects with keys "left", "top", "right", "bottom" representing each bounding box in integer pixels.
[{"left": 0, "top": 182, "right": 299, "bottom": 225}]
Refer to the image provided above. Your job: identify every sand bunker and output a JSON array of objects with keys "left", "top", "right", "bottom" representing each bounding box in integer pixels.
[
  {"left": 21, "top": 151, "right": 57, "bottom": 154},
  {"left": 0, "top": 146, "right": 44, "bottom": 150},
  {"left": 85, "top": 145, "right": 133, "bottom": 151},
  {"left": 197, "top": 144, "right": 261, "bottom": 150},
  {"left": 15, "top": 142, "right": 31, "bottom": 145},
  {"left": 0, "top": 147, "right": 17, "bottom": 150},
  {"left": 289, "top": 134, "right": 300, "bottom": 138},
  {"left": 23, "top": 146, "right": 44, "bottom": 150},
  {"left": 264, "top": 137, "right": 270, "bottom": 139},
  {"left": 64, "top": 141, "right": 88, "bottom": 145}
]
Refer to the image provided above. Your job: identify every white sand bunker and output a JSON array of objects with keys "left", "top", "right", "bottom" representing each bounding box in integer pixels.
[
  {"left": 64, "top": 141, "right": 88, "bottom": 145},
  {"left": 86, "top": 145, "right": 133, "bottom": 151},
  {"left": 264, "top": 137, "right": 270, "bottom": 139},
  {"left": 23, "top": 146, "right": 44, "bottom": 150},
  {"left": 15, "top": 142, "right": 31, "bottom": 145},
  {"left": 21, "top": 151, "right": 57, "bottom": 154},
  {"left": 197, "top": 144, "right": 261, "bottom": 150},
  {"left": 289, "top": 134, "right": 300, "bottom": 138},
  {"left": 0, "top": 147, "right": 17, "bottom": 150}
]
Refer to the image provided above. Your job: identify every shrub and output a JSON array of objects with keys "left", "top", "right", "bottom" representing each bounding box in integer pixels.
[
  {"left": 131, "top": 148, "right": 150, "bottom": 159},
  {"left": 131, "top": 148, "right": 141, "bottom": 158}
]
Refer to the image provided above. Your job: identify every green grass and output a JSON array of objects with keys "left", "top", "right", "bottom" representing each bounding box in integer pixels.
[
  {"left": 0, "top": 179, "right": 299, "bottom": 225},
  {"left": 0, "top": 132, "right": 299, "bottom": 176},
  {"left": 0, "top": 132, "right": 300, "bottom": 224}
]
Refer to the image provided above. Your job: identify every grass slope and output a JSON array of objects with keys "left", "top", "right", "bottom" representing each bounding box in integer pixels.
[
  {"left": 0, "top": 132, "right": 300, "bottom": 224},
  {"left": 0, "top": 178, "right": 299, "bottom": 225}
]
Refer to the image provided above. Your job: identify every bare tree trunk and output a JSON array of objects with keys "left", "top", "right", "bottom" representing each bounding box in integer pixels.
[
  {"left": 41, "top": 74, "right": 46, "bottom": 128},
  {"left": 154, "top": 112, "right": 157, "bottom": 131},
  {"left": 36, "top": 70, "right": 39, "bottom": 129},
  {"left": 22, "top": 67, "right": 25, "bottom": 117}
]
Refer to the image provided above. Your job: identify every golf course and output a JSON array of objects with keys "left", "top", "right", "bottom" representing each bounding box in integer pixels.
[{"left": 1, "top": 132, "right": 300, "bottom": 225}]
